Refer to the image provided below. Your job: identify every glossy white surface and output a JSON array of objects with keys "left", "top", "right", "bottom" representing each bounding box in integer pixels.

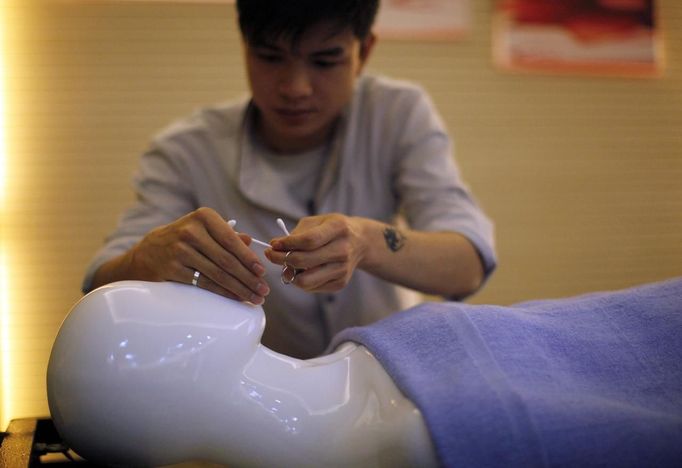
[{"left": 47, "top": 281, "right": 437, "bottom": 467}]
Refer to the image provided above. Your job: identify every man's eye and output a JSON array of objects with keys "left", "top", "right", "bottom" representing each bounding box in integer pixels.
[
  {"left": 314, "top": 60, "right": 337, "bottom": 68},
  {"left": 257, "top": 54, "right": 282, "bottom": 63}
]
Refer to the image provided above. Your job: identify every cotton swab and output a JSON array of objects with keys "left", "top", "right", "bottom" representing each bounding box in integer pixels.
[
  {"left": 249, "top": 238, "right": 272, "bottom": 248},
  {"left": 276, "top": 218, "right": 290, "bottom": 236},
  {"left": 227, "top": 219, "right": 271, "bottom": 248}
]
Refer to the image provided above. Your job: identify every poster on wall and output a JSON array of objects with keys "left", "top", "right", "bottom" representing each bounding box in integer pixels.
[
  {"left": 374, "top": 0, "right": 472, "bottom": 40},
  {"left": 492, "top": 0, "right": 663, "bottom": 77}
]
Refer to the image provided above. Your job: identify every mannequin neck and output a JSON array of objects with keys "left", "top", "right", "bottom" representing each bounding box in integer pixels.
[
  {"left": 243, "top": 342, "right": 360, "bottom": 415},
  {"left": 198, "top": 341, "right": 437, "bottom": 467}
]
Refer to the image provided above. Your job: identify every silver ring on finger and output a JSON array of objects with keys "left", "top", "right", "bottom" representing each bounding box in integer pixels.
[
  {"left": 281, "top": 251, "right": 297, "bottom": 285},
  {"left": 192, "top": 270, "right": 201, "bottom": 287}
]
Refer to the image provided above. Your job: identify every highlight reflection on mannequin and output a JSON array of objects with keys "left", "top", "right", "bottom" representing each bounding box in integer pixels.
[{"left": 47, "top": 281, "right": 438, "bottom": 467}]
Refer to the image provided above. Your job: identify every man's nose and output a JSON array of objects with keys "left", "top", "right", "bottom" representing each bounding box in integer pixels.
[{"left": 278, "top": 65, "right": 313, "bottom": 100}]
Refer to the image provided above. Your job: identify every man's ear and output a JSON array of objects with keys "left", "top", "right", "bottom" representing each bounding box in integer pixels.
[{"left": 358, "top": 33, "right": 376, "bottom": 69}]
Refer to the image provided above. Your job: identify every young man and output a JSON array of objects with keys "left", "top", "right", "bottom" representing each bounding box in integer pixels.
[{"left": 84, "top": 0, "right": 497, "bottom": 358}]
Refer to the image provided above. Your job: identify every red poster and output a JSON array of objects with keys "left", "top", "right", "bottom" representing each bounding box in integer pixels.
[{"left": 493, "top": 0, "right": 663, "bottom": 77}]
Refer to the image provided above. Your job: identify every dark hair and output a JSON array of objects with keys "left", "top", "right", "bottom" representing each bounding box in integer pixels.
[{"left": 236, "top": 0, "right": 379, "bottom": 46}]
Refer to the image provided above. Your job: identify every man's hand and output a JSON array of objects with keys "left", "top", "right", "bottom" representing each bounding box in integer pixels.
[
  {"left": 266, "top": 214, "right": 368, "bottom": 293},
  {"left": 93, "top": 207, "right": 270, "bottom": 304}
]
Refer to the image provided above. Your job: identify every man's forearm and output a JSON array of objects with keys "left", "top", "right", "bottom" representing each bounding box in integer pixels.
[{"left": 357, "top": 218, "right": 484, "bottom": 299}]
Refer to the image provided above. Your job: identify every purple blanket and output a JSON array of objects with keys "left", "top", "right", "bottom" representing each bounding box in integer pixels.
[{"left": 330, "top": 278, "right": 682, "bottom": 467}]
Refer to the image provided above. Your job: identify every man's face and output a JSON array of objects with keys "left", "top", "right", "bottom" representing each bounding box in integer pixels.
[{"left": 244, "top": 23, "right": 375, "bottom": 153}]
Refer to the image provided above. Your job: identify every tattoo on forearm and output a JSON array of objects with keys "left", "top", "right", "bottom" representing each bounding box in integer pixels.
[{"left": 383, "top": 226, "right": 406, "bottom": 252}]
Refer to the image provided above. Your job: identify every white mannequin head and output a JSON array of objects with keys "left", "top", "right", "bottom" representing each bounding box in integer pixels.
[
  {"left": 47, "top": 281, "right": 436, "bottom": 467},
  {"left": 48, "top": 281, "right": 267, "bottom": 465}
]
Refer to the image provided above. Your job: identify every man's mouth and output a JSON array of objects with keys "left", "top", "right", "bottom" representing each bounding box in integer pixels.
[{"left": 277, "top": 107, "right": 315, "bottom": 115}]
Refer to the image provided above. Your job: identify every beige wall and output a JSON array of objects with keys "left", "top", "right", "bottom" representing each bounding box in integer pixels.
[{"left": 2, "top": 1, "right": 681, "bottom": 423}]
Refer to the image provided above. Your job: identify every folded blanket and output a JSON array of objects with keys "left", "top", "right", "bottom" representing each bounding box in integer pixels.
[{"left": 330, "top": 278, "right": 682, "bottom": 467}]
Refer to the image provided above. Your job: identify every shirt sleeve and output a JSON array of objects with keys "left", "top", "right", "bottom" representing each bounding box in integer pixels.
[
  {"left": 82, "top": 142, "right": 197, "bottom": 293},
  {"left": 392, "top": 85, "right": 497, "bottom": 278}
]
